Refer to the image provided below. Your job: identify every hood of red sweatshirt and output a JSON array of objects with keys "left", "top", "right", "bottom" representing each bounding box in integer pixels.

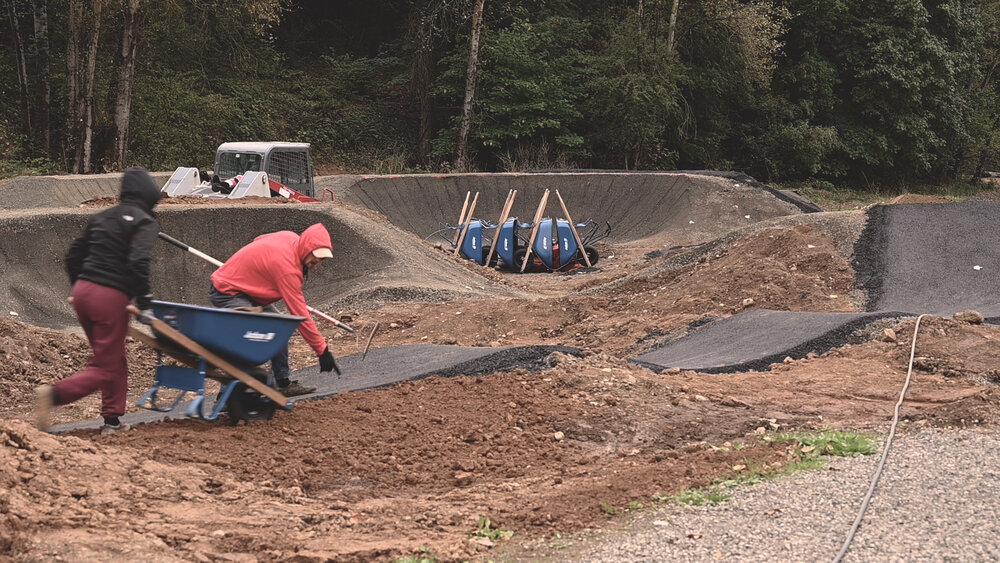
[{"left": 295, "top": 223, "right": 333, "bottom": 263}]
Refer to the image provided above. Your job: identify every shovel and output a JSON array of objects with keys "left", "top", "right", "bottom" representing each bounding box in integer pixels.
[{"left": 157, "top": 232, "right": 355, "bottom": 333}]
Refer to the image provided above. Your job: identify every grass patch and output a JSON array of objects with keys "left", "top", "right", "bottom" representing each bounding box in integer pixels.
[
  {"left": 778, "top": 179, "right": 994, "bottom": 211},
  {"left": 655, "top": 429, "right": 877, "bottom": 507},
  {"left": 768, "top": 429, "right": 878, "bottom": 457},
  {"left": 392, "top": 547, "right": 436, "bottom": 563}
]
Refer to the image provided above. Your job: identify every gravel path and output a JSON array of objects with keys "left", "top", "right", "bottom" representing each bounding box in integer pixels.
[{"left": 572, "top": 426, "right": 1000, "bottom": 562}]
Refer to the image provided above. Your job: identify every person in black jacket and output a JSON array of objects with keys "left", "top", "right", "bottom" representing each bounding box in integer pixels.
[{"left": 35, "top": 167, "right": 161, "bottom": 434}]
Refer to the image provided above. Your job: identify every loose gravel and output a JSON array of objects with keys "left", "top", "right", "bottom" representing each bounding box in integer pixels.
[{"left": 572, "top": 426, "right": 1000, "bottom": 562}]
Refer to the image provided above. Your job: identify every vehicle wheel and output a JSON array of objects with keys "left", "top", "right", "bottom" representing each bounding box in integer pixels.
[
  {"left": 227, "top": 371, "right": 276, "bottom": 425},
  {"left": 513, "top": 249, "right": 528, "bottom": 272},
  {"left": 583, "top": 245, "right": 599, "bottom": 267}
]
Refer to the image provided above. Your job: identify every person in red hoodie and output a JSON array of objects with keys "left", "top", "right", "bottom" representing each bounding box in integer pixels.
[{"left": 209, "top": 223, "right": 339, "bottom": 396}]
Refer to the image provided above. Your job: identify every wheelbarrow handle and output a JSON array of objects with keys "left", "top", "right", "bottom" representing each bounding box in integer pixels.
[{"left": 126, "top": 304, "right": 156, "bottom": 325}]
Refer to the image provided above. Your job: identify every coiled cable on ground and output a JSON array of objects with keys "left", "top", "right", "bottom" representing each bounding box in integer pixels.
[{"left": 831, "top": 314, "right": 927, "bottom": 563}]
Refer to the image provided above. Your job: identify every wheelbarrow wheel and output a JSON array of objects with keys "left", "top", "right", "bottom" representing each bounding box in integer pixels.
[
  {"left": 513, "top": 248, "right": 528, "bottom": 272},
  {"left": 227, "top": 371, "right": 276, "bottom": 425},
  {"left": 582, "top": 245, "right": 599, "bottom": 267}
]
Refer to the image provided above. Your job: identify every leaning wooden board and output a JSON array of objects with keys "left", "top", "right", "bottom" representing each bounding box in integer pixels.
[{"left": 127, "top": 305, "right": 289, "bottom": 408}]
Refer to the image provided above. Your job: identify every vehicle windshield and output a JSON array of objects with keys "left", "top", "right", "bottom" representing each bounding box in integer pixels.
[{"left": 216, "top": 152, "right": 263, "bottom": 178}]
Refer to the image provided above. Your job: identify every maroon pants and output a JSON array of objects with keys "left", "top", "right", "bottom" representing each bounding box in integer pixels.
[{"left": 53, "top": 280, "right": 131, "bottom": 418}]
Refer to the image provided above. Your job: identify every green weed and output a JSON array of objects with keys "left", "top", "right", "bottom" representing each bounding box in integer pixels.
[
  {"left": 473, "top": 517, "right": 514, "bottom": 541},
  {"left": 656, "top": 429, "right": 876, "bottom": 508},
  {"left": 768, "top": 429, "right": 877, "bottom": 458},
  {"left": 392, "top": 546, "right": 436, "bottom": 563}
]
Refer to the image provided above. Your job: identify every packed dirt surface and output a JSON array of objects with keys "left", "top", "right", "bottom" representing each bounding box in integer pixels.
[
  {"left": 80, "top": 195, "right": 302, "bottom": 207},
  {"left": 3, "top": 176, "right": 1000, "bottom": 562}
]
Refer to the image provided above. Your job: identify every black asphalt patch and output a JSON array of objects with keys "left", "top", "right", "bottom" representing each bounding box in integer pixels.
[
  {"left": 631, "top": 309, "right": 908, "bottom": 374},
  {"left": 49, "top": 344, "right": 579, "bottom": 432},
  {"left": 631, "top": 201, "right": 1000, "bottom": 373},
  {"left": 855, "top": 202, "right": 1000, "bottom": 317}
]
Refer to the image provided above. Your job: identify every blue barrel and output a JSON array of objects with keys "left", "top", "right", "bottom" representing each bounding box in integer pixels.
[{"left": 151, "top": 301, "right": 305, "bottom": 365}]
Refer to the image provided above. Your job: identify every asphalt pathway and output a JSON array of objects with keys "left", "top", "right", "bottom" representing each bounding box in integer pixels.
[
  {"left": 632, "top": 310, "right": 907, "bottom": 373},
  {"left": 50, "top": 343, "right": 577, "bottom": 432},
  {"left": 634, "top": 202, "right": 1000, "bottom": 373}
]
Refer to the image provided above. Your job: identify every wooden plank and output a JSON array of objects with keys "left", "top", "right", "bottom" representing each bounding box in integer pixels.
[
  {"left": 520, "top": 189, "right": 550, "bottom": 272},
  {"left": 127, "top": 306, "right": 289, "bottom": 408},
  {"left": 555, "top": 189, "right": 592, "bottom": 267},
  {"left": 453, "top": 191, "right": 479, "bottom": 257},
  {"left": 452, "top": 191, "right": 471, "bottom": 245},
  {"left": 484, "top": 189, "right": 516, "bottom": 267},
  {"left": 129, "top": 327, "right": 229, "bottom": 379}
]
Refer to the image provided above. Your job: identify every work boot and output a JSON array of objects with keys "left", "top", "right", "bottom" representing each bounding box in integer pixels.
[
  {"left": 34, "top": 385, "right": 54, "bottom": 432},
  {"left": 278, "top": 381, "right": 316, "bottom": 397},
  {"left": 100, "top": 422, "right": 132, "bottom": 435}
]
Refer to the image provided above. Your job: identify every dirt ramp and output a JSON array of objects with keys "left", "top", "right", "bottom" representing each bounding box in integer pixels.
[
  {"left": 855, "top": 201, "right": 1000, "bottom": 317},
  {"left": 0, "top": 204, "right": 519, "bottom": 329},
  {"left": 0, "top": 172, "right": 172, "bottom": 209},
  {"left": 336, "top": 172, "right": 811, "bottom": 246}
]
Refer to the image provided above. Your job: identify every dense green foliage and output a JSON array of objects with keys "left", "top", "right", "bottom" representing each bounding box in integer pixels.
[{"left": 2, "top": 0, "right": 1000, "bottom": 189}]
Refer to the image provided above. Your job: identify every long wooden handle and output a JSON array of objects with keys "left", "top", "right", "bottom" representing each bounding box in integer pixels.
[
  {"left": 158, "top": 231, "right": 353, "bottom": 333},
  {"left": 128, "top": 305, "right": 289, "bottom": 408},
  {"left": 453, "top": 191, "right": 479, "bottom": 257},
  {"left": 555, "top": 190, "right": 591, "bottom": 267},
  {"left": 520, "top": 189, "right": 550, "bottom": 272},
  {"left": 452, "top": 191, "right": 471, "bottom": 245},
  {"left": 484, "top": 189, "right": 516, "bottom": 267}
]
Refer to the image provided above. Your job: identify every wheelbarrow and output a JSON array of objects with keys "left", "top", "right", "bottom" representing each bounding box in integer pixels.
[
  {"left": 428, "top": 218, "right": 499, "bottom": 266},
  {"left": 495, "top": 216, "right": 610, "bottom": 272},
  {"left": 127, "top": 301, "right": 304, "bottom": 424}
]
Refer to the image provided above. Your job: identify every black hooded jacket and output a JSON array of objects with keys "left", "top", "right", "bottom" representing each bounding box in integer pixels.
[{"left": 65, "top": 167, "right": 161, "bottom": 298}]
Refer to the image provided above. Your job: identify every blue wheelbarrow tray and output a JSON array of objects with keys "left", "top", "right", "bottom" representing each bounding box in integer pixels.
[{"left": 134, "top": 301, "right": 305, "bottom": 422}]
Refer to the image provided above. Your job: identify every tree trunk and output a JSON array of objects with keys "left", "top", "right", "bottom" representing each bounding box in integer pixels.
[
  {"left": 80, "top": 0, "right": 103, "bottom": 173},
  {"left": 66, "top": 0, "right": 103, "bottom": 173},
  {"left": 412, "top": 7, "right": 435, "bottom": 165},
  {"left": 32, "top": 0, "right": 51, "bottom": 153},
  {"left": 636, "top": 0, "right": 644, "bottom": 70},
  {"left": 453, "top": 0, "right": 485, "bottom": 172},
  {"left": 667, "top": 0, "right": 679, "bottom": 55},
  {"left": 6, "top": 0, "right": 32, "bottom": 136},
  {"left": 973, "top": 112, "right": 1000, "bottom": 180},
  {"left": 113, "top": 0, "right": 142, "bottom": 170},
  {"left": 66, "top": 0, "right": 82, "bottom": 171}
]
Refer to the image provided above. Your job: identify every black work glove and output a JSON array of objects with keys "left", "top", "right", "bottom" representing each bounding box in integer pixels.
[
  {"left": 319, "top": 349, "right": 340, "bottom": 375},
  {"left": 135, "top": 294, "right": 154, "bottom": 325}
]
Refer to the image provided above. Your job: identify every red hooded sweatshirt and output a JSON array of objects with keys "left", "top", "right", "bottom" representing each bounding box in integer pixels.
[{"left": 211, "top": 223, "right": 332, "bottom": 355}]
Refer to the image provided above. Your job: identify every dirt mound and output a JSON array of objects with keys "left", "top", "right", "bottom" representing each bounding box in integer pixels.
[
  {"left": 0, "top": 316, "right": 159, "bottom": 424},
  {"left": 331, "top": 225, "right": 856, "bottom": 359},
  {"left": 5, "top": 314, "right": 998, "bottom": 560}
]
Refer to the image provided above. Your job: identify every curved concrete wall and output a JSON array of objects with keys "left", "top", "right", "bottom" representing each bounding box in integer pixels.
[
  {"left": 332, "top": 172, "right": 807, "bottom": 246},
  {"left": 0, "top": 204, "right": 519, "bottom": 329},
  {"left": 0, "top": 172, "right": 173, "bottom": 209}
]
